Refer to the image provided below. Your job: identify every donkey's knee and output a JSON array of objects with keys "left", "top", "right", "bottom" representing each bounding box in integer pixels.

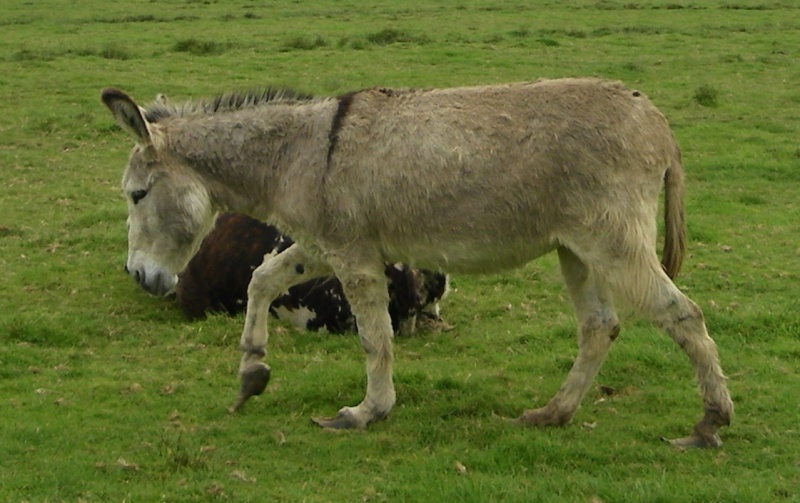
[
  {"left": 582, "top": 310, "right": 620, "bottom": 340},
  {"left": 578, "top": 308, "right": 621, "bottom": 355}
]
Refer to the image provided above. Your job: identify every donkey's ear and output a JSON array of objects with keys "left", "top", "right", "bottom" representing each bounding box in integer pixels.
[{"left": 101, "top": 88, "right": 152, "bottom": 145}]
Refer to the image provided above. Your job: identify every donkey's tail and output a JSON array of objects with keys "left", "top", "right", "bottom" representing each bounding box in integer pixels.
[{"left": 662, "top": 148, "right": 686, "bottom": 279}]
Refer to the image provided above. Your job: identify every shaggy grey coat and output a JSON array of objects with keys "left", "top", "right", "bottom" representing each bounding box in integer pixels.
[{"left": 103, "top": 78, "right": 732, "bottom": 447}]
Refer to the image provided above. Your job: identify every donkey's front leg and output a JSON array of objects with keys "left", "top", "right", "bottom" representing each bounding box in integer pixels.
[
  {"left": 312, "top": 264, "right": 395, "bottom": 429},
  {"left": 229, "top": 244, "right": 330, "bottom": 413}
]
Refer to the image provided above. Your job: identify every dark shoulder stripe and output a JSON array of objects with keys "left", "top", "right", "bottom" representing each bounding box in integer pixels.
[{"left": 327, "top": 91, "right": 358, "bottom": 165}]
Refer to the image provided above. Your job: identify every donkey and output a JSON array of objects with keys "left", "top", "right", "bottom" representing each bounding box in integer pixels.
[{"left": 102, "top": 78, "right": 733, "bottom": 447}]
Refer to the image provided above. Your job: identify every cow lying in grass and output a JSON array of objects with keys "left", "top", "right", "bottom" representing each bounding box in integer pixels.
[{"left": 175, "top": 213, "right": 449, "bottom": 335}]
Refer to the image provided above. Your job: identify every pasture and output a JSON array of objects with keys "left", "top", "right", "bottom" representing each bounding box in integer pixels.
[{"left": 1, "top": 0, "right": 799, "bottom": 501}]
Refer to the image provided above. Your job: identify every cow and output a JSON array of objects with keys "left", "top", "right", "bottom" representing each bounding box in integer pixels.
[{"left": 175, "top": 213, "right": 449, "bottom": 336}]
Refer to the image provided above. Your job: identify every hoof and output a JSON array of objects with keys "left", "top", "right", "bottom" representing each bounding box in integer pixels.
[
  {"left": 311, "top": 409, "right": 367, "bottom": 430},
  {"left": 664, "top": 408, "right": 728, "bottom": 449},
  {"left": 662, "top": 432, "right": 723, "bottom": 449},
  {"left": 228, "top": 362, "right": 271, "bottom": 414},
  {"left": 512, "top": 407, "right": 571, "bottom": 427}
]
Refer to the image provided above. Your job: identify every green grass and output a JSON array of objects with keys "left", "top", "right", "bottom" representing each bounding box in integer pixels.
[{"left": 1, "top": 0, "right": 799, "bottom": 501}]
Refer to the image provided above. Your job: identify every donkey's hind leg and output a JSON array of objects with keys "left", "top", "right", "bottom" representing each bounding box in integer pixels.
[
  {"left": 312, "top": 260, "right": 395, "bottom": 429},
  {"left": 516, "top": 247, "right": 620, "bottom": 427},
  {"left": 230, "top": 244, "right": 331, "bottom": 413},
  {"left": 626, "top": 265, "right": 733, "bottom": 448}
]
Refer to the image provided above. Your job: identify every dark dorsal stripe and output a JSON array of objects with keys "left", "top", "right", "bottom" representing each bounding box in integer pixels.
[
  {"left": 143, "top": 87, "right": 316, "bottom": 123},
  {"left": 327, "top": 91, "right": 357, "bottom": 165}
]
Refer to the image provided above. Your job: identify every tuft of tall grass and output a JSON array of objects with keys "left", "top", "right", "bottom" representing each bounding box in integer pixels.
[
  {"left": 509, "top": 27, "right": 531, "bottom": 38},
  {"left": 99, "top": 44, "right": 131, "bottom": 60},
  {"left": 720, "top": 3, "right": 773, "bottom": 10},
  {"left": 365, "top": 28, "right": 429, "bottom": 46},
  {"left": 621, "top": 61, "right": 644, "bottom": 72},
  {"left": 173, "top": 38, "right": 226, "bottom": 56},
  {"left": 11, "top": 48, "right": 55, "bottom": 61},
  {"left": 281, "top": 35, "right": 328, "bottom": 51},
  {"left": 693, "top": 84, "right": 719, "bottom": 107}
]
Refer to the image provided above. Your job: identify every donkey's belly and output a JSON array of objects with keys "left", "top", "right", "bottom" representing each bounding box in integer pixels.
[{"left": 382, "top": 235, "right": 557, "bottom": 274}]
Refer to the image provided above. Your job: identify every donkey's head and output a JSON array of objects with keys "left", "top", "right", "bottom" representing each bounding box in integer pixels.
[{"left": 102, "top": 89, "right": 216, "bottom": 296}]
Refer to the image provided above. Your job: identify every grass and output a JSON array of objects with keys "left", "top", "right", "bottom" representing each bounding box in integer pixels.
[
  {"left": 281, "top": 34, "right": 328, "bottom": 52},
  {"left": 365, "top": 28, "right": 430, "bottom": 46},
  {"left": 1, "top": 0, "right": 799, "bottom": 501},
  {"left": 693, "top": 84, "right": 719, "bottom": 107},
  {"left": 173, "top": 38, "right": 228, "bottom": 56}
]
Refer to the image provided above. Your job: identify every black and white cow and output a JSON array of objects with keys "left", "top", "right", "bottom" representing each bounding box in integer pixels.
[{"left": 176, "top": 213, "right": 448, "bottom": 335}]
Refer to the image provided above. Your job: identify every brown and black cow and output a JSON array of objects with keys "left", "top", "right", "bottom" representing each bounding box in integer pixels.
[{"left": 175, "top": 213, "right": 448, "bottom": 335}]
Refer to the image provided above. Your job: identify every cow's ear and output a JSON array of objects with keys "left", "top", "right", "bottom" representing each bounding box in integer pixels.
[{"left": 101, "top": 88, "right": 152, "bottom": 146}]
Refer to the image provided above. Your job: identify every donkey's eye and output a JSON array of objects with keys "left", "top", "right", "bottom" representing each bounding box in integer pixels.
[{"left": 131, "top": 189, "right": 148, "bottom": 205}]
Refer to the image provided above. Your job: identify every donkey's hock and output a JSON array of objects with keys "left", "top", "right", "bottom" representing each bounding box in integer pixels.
[{"left": 102, "top": 78, "right": 733, "bottom": 447}]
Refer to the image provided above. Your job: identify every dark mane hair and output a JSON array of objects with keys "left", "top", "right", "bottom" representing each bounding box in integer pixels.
[{"left": 144, "top": 87, "right": 316, "bottom": 123}]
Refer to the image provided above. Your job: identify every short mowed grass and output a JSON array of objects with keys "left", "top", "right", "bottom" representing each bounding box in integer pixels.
[{"left": 1, "top": 0, "right": 799, "bottom": 501}]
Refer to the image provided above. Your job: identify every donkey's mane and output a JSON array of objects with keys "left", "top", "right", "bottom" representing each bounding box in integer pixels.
[{"left": 144, "top": 87, "right": 317, "bottom": 123}]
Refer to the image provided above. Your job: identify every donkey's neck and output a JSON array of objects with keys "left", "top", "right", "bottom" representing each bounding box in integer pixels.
[{"left": 162, "top": 100, "right": 336, "bottom": 221}]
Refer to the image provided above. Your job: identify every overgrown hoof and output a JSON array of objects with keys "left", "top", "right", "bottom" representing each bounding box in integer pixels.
[
  {"left": 662, "top": 432, "right": 723, "bottom": 449},
  {"left": 228, "top": 362, "right": 271, "bottom": 414},
  {"left": 311, "top": 409, "right": 367, "bottom": 430},
  {"left": 664, "top": 408, "right": 728, "bottom": 449},
  {"left": 512, "top": 408, "right": 571, "bottom": 427}
]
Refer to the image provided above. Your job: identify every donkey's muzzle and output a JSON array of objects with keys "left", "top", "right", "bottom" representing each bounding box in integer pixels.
[{"left": 127, "top": 265, "right": 176, "bottom": 297}]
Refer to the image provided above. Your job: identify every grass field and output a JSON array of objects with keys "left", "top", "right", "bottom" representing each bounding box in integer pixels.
[{"left": 1, "top": 0, "right": 799, "bottom": 501}]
